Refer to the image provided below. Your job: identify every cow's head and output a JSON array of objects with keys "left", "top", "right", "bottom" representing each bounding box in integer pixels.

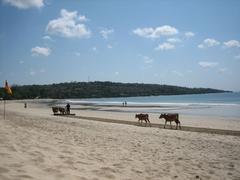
[{"left": 159, "top": 113, "right": 165, "bottom": 119}]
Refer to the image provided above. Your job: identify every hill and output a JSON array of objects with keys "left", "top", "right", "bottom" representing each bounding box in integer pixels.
[{"left": 0, "top": 81, "right": 229, "bottom": 99}]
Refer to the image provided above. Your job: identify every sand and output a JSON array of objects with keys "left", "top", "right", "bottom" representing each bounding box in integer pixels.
[{"left": 0, "top": 100, "right": 240, "bottom": 180}]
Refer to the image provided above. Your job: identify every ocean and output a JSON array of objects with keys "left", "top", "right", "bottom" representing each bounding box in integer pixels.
[{"left": 65, "top": 92, "right": 240, "bottom": 118}]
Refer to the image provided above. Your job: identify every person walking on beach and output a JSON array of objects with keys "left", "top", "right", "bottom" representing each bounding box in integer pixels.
[{"left": 66, "top": 103, "right": 70, "bottom": 114}]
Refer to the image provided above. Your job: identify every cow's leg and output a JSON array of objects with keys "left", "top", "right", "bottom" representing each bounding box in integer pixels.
[
  {"left": 146, "top": 118, "right": 150, "bottom": 127},
  {"left": 164, "top": 120, "right": 167, "bottom": 128},
  {"left": 170, "top": 121, "right": 172, "bottom": 129}
]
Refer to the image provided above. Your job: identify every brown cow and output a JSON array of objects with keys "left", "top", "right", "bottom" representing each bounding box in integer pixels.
[
  {"left": 58, "top": 107, "right": 66, "bottom": 114},
  {"left": 135, "top": 113, "right": 151, "bottom": 127},
  {"left": 52, "top": 107, "right": 59, "bottom": 115},
  {"left": 159, "top": 113, "right": 181, "bottom": 129},
  {"left": 52, "top": 106, "right": 66, "bottom": 115}
]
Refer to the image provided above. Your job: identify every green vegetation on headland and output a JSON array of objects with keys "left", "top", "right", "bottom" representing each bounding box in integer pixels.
[{"left": 0, "top": 81, "right": 230, "bottom": 99}]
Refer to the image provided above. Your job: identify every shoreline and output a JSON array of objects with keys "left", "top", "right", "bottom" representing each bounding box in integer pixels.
[
  {"left": 10, "top": 98, "right": 240, "bottom": 116},
  {"left": 2, "top": 100, "right": 240, "bottom": 131}
]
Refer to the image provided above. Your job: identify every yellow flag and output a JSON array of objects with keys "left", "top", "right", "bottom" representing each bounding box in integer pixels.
[{"left": 5, "top": 80, "right": 12, "bottom": 95}]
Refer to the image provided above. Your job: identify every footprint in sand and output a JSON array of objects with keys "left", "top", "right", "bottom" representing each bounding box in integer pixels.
[
  {"left": 16, "top": 174, "right": 33, "bottom": 179},
  {"left": 113, "top": 163, "right": 124, "bottom": 169},
  {"left": 92, "top": 167, "right": 117, "bottom": 179},
  {"left": 0, "top": 152, "right": 10, "bottom": 157},
  {"left": 120, "top": 157, "right": 134, "bottom": 162},
  {"left": 131, "top": 168, "right": 143, "bottom": 174},
  {"left": 29, "top": 151, "right": 45, "bottom": 163},
  {"left": 61, "top": 150, "right": 72, "bottom": 154},
  {"left": 44, "top": 167, "right": 61, "bottom": 174},
  {"left": 9, "top": 163, "right": 23, "bottom": 168},
  {"left": 6, "top": 145, "right": 17, "bottom": 152},
  {"left": 64, "top": 159, "right": 74, "bottom": 166},
  {"left": 76, "top": 161, "right": 93, "bottom": 165}
]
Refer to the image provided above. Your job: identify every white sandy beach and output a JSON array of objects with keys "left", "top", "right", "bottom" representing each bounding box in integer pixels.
[{"left": 0, "top": 100, "right": 240, "bottom": 179}]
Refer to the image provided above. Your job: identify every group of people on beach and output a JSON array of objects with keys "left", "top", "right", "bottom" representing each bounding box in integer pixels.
[{"left": 122, "top": 101, "right": 127, "bottom": 107}]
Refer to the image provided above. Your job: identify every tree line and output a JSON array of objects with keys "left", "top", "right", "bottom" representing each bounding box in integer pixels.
[{"left": 0, "top": 81, "right": 229, "bottom": 100}]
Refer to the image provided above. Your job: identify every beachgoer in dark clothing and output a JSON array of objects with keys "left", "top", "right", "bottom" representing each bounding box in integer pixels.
[{"left": 66, "top": 103, "right": 70, "bottom": 114}]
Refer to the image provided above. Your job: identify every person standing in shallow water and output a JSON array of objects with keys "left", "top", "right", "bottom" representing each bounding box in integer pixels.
[{"left": 66, "top": 103, "right": 70, "bottom": 114}]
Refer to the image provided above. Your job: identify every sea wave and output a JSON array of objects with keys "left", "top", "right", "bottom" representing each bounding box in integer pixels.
[{"left": 64, "top": 100, "right": 240, "bottom": 107}]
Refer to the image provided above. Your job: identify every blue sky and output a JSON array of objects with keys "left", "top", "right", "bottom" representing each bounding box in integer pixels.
[{"left": 0, "top": 0, "right": 240, "bottom": 91}]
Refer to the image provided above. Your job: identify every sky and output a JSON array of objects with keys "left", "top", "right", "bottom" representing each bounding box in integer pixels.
[{"left": 0, "top": 0, "right": 240, "bottom": 91}]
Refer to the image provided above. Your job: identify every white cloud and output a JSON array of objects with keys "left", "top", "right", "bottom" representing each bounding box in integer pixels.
[
  {"left": 133, "top": 25, "right": 178, "bottom": 39},
  {"left": 155, "top": 42, "right": 175, "bottom": 51},
  {"left": 197, "top": 44, "right": 204, "bottom": 49},
  {"left": 185, "top": 32, "right": 195, "bottom": 38},
  {"left": 138, "top": 54, "right": 154, "bottom": 64},
  {"left": 3, "top": 0, "right": 44, "bottom": 9},
  {"left": 204, "top": 38, "right": 220, "bottom": 46},
  {"left": 31, "top": 46, "right": 51, "bottom": 56},
  {"left": 198, "top": 38, "right": 220, "bottom": 48},
  {"left": 224, "top": 40, "right": 240, "bottom": 48},
  {"left": 30, "top": 70, "right": 36, "bottom": 76},
  {"left": 42, "top": 36, "right": 52, "bottom": 41},
  {"left": 92, "top": 47, "right": 97, "bottom": 51},
  {"left": 115, "top": 72, "right": 119, "bottom": 76},
  {"left": 78, "top": 15, "right": 88, "bottom": 22},
  {"left": 167, "top": 38, "right": 181, "bottom": 43},
  {"left": 172, "top": 70, "right": 184, "bottom": 77},
  {"left": 199, "top": 61, "right": 218, "bottom": 68},
  {"left": 46, "top": 9, "right": 91, "bottom": 38},
  {"left": 142, "top": 56, "right": 153, "bottom": 64},
  {"left": 100, "top": 29, "right": 114, "bottom": 39}
]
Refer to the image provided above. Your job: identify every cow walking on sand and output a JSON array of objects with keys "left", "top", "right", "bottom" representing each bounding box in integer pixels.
[
  {"left": 135, "top": 113, "right": 151, "bottom": 127},
  {"left": 159, "top": 113, "right": 181, "bottom": 130}
]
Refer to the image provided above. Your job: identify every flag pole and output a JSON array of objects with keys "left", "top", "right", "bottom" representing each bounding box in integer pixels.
[
  {"left": 3, "top": 99, "right": 6, "bottom": 120},
  {"left": 3, "top": 80, "right": 13, "bottom": 120}
]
